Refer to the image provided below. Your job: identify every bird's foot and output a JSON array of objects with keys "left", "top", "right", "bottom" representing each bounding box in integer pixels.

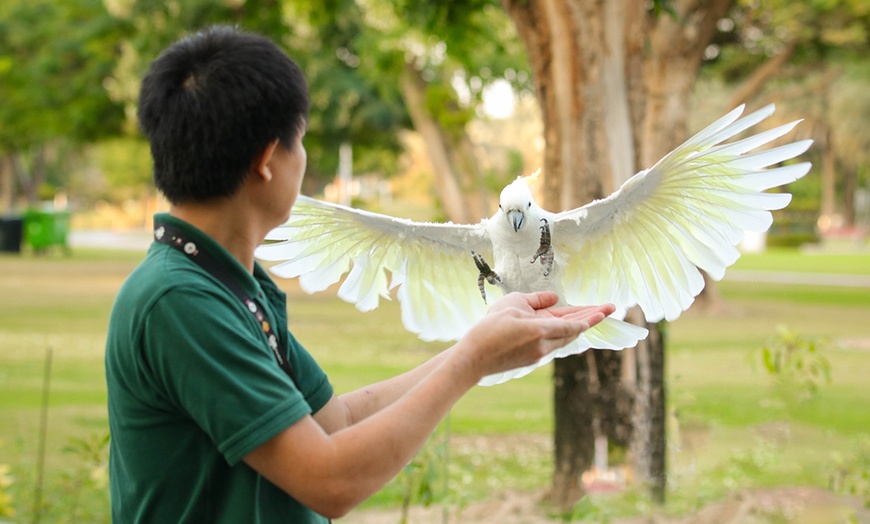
[
  {"left": 472, "top": 251, "right": 502, "bottom": 304},
  {"left": 531, "top": 218, "right": 554, "bottom": 277}
]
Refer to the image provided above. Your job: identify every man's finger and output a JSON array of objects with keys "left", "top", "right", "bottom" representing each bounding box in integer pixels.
[
  {"left": 525, "top": 291, "right": 560, "bottom": 310},
  {"left": 541, "top": 318, "right": 590, "bottom": 341},
  {"left": 564, "top": 310, "right": 608, "bottom": 326},
  {"left": 547, "top": 303, "right": 615, "bottom": 320}
]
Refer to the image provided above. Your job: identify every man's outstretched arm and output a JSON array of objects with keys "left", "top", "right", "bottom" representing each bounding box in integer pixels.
[
  {"left": 312, "top": 295, "right": 615, "bottom": 433},
  {"left": 244, "top": 292, "right": 613, "bottom": 519}
]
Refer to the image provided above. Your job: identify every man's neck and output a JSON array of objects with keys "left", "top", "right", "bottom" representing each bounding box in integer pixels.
[{"left": 170, "top": 201, "right": 266, "bottom": 273}]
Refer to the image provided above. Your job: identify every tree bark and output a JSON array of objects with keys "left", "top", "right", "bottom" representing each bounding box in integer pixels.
[
  {"left": 628, "top": 316, "right": 667, "bottom": 503},
  {"left": 843, "top": 166, "right": 856, "bottom": 228},
  {"left": 11, "top": 148, "right": 47, "bottom": 206},
  {"left": 551, "top": 354, "right": 595, "bottom": 508},
  {"left": 820, "top": 120, "right": 837, "bottom": 226},
  {"left": 0, "top": 155, "right": 14, "bottom": 213}
]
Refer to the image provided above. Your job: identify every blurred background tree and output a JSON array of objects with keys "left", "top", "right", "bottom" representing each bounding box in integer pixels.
[
  {"left": 1, "top": 1, "right": 866, "bottom": 228},
  {"left": 0, "top": 0, "right": 127, "bottom": 208},
  {"left": 285, "top": 0, "right": 531, "bottom": 222},
  {"left": 700, "top": 0, "right": 870, "bottom": 240}
]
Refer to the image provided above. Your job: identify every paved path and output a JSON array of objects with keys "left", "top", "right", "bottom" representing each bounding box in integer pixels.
[
  {"left": 726, "top": 269, "right": 870, "bottom": 288},
  {"left": 68, "top": 229, "right": 152, "bottom": 251}
]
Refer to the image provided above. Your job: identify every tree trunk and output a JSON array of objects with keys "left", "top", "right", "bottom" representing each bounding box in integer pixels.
[
  {"left": 551, "top": 355, "right": 595, "bottom": 508},
  {"left": 11, "top": 148, "right": 47, "bottom": 206},
  {"left": 633, "top": 0, "right": 732, "bottom": 496},
  {"left": 820, "top": 120, "right": 837, "bottom": 228},
  {"left": 843, "top": 165, "right": 856, "bottom": 228},
  {"left": 502, "top": 0, "right": 735, "bottom": 509},
  {"left": 628, "top": 316, "right": 667, "bottom": 503},
  {"left": 398, "top": 62, "right": 489, "bottom": 223},
  {"left": 0, "top": 155, "right": 14, "bottom": 213},
  {"left": 503, "top": 0, "right": 645, "bottom": 508}
]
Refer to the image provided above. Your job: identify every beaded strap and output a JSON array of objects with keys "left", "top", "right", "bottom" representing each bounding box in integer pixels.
[{"left": 154, "top": 220, "right": 298, "bottom": 385}]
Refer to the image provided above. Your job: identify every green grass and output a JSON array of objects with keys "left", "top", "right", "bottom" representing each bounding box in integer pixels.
[
  {"left": 719, "top": 281, "right": 870, "bottom": 306},
  {"left": 1, "top": 246, "right": 870, "bottom": 521},
  {"left": 732, "top": 248, "right": 870, "bottom": 275}
]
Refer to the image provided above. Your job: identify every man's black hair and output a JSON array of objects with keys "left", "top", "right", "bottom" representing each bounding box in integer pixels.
[{"left": 138, "top": 25, "right": 309, "bottom": 204}]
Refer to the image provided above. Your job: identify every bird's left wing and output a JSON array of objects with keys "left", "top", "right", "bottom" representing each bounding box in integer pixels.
[
  {"left": 552, "top": 104, "right": 812, "bottom": 322},
  {"left": 256, "top": 196, "right": 494, "bottom": 342}
]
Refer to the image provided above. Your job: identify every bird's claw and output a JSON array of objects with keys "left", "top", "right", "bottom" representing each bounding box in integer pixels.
[
  {"left": 472, "top": 251, "right": 502, "bottom": 304},
  {"left": 531, "top": 218, "right": 554, "bottom": 277}
]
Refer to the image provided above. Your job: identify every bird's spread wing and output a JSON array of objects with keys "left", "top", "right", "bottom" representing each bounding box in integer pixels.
[
  {"left": 256, "top": 196, "right": 494, "bottom": 342},
  {"left": 553, "top": 104, "right": 812, "bottom": 322}
]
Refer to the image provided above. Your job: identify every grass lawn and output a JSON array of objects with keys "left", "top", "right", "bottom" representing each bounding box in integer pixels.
[
  {"left": 1, "top": 246, "right": 869, "bottom": 522},
  {"left": 731, "top": 247, "right": 870, "bottom": 275}
]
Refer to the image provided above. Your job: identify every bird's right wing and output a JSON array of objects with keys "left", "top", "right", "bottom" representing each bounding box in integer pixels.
[
  {"left": 256, "top": 196, "right": 495, "bottom": 342},
  {"left": 551, "top": 104, "right": 812, "bottom": 322}
]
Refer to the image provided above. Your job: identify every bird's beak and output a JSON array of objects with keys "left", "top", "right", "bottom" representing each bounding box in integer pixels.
[{"left": 506, "top": 209, "right": 524, "bottom": 232}]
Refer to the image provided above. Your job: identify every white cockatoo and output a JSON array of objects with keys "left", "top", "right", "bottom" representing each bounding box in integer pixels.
[{"left": 256, "top": 104, "right": 812, "bottom": 385}]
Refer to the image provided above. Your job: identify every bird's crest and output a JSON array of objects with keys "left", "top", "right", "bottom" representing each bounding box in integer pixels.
[{"left": 515, "top": 168, "right": 542, "bottom": 187}]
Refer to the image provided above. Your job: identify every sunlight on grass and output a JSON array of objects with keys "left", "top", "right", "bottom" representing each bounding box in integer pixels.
[
  {"left": 733, "top": 248, "right": 870, "bottom": 275},
  {"left": 1, "top": 247, "right": 869, "bottom": 521}
]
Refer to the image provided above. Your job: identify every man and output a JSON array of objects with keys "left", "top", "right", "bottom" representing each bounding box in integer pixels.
[{"left": 105, "top": 25, "right": 615, "bottom": 522}]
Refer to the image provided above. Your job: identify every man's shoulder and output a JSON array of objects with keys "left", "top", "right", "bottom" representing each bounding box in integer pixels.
[
  {"left": 110, "top": 245, "right": 236, "bottom": 335},
  {"left": 121, "top": 245, "right": 217, "bottom": 297}
]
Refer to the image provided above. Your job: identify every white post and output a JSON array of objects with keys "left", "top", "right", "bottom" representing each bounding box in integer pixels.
[{"left": 338, "top": 142, "right": 352, "bottom": 207}]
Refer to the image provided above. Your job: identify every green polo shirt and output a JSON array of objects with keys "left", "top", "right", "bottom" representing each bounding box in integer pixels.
[{"left": 105, "top": 213, "right": 333, "bottom": 523}]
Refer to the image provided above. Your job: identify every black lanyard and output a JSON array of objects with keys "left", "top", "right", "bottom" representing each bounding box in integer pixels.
[{"left": 153, "top": 220, "right": 298, "bottom": 386}]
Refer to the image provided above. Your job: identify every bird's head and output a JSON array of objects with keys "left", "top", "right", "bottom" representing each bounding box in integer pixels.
[{"left": 498, "top": 169, "right": 541, "bottom": 233}]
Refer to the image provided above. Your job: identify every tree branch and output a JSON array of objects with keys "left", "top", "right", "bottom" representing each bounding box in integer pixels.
[{"left": 727, "top": 39, "right": 799, "bottom": 109}]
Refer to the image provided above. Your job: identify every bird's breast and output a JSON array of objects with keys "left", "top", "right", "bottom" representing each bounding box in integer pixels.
[
  {"left": 488, "top": 216, "right": 561, "bottom": 293},
  {"left": 494, "top": 249, "right": 560, "bottom": 295}
]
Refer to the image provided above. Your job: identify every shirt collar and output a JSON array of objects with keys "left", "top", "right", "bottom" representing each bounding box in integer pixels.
[{"left": 152, "top": 213, "right": 263, "bottom": 298}]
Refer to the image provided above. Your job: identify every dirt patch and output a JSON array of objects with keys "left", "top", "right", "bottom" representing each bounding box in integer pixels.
[
  {"left": 617, "top": 487, "right": 870, "bottom": 524},
  {"left": 345, "top": 488, "right": 554, "bottom": 524},
  {"left": 346, "top": 486, "right": 870, "bottom": 523},
  {"left": 345, "top": 430, "right": 870, "bottom": 523},
  {"left": 839, "top": 337, "right": 870, "bottom": 352}
]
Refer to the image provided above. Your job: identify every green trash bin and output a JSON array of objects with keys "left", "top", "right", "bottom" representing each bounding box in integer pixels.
[
  {"left": 23, "top": 209, "right": 70, "bottom": 252},
  {"left": 0, "top": 215, "right": 24, "bottom": 253}
]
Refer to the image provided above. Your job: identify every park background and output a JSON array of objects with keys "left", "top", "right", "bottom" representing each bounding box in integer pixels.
[{"left": 1, "top": 0, "right": 870, "bottom": 522}]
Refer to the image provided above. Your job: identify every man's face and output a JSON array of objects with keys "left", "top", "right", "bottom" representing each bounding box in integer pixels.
[{"left": 266, "top": 132, "right": 307, "bottom": 225}]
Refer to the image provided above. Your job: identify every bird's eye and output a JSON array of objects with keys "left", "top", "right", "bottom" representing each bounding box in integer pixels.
[
  {"left": 527, "top": 202, "right": 531, "bottom": 209},
  {"left": 499, "top": 204, "right": 503, "bottom": 210}
]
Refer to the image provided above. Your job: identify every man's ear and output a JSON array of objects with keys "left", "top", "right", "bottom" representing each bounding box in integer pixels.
[{"left": 252, "top": 139, "right": 280, "bottom": 182}]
